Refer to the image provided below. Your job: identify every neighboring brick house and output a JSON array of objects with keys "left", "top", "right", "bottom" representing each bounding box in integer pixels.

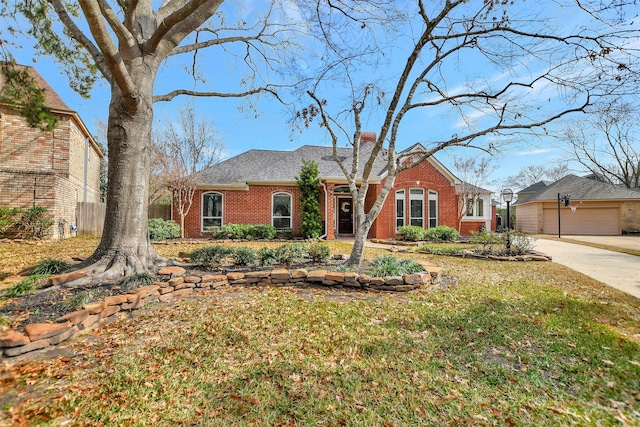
[
  {"left": 176, "top": 134, "right": 494, "bottom": 239},
  {"left": 0, "top": 65, "right": 103, "bottom": 239}
]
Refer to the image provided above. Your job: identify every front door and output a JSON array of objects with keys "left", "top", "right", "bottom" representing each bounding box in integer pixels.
[{"left": 337, "top": 197, "right": 353, "bottom": 234}]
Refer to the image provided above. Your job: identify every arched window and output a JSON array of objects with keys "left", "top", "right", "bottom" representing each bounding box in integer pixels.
[
  {"left": 396, "top": 190, "right": 405, "bottom": 230},
  {"left": 409, "top": 188, "right": 424, "bottom": 227},
  {"left": 202, "top": 192, "right": 223, "bottom": 231},
  {"left": 272, "top": 192, "right": 292, "bottom": 229}
]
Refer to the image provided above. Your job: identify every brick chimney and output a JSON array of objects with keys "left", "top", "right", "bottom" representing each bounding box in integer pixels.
[{"left": 359, "top": 131, "right": 376, "bottom": 145}]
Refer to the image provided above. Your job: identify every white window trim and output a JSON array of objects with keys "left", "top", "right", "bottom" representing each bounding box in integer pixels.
[
  {"left": 201, "top": 191, "right": 223, "bottom": 232},
  {"left": 396, "top": 190, "right": 405, "bottom": 230},
  {"left": 428, "top": 190, "right": 438, "bottom": 228},
  {"left": 272, "top": 192, "right": 292, "bottom": 229},
  {"left": 409, "top": 188, "right": 424, "bottom": 227},
  {"left": 463, "top": 195, "right": 490, "bottom": 219}
]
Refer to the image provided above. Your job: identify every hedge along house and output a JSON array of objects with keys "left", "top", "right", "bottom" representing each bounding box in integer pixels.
[
  {"left": 514, "top": 174, "right": 640, "bottom": 235},
  {"left": 0, "top": 65, "right": 103, "bottom": 239},
  {"left": 177, "top": 133, "right": 494, "bottom": 239}
]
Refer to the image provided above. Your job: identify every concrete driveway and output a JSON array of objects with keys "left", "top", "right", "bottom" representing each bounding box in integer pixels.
[{"left": 534, "top": 237, "right": 640, "bottom": 300}]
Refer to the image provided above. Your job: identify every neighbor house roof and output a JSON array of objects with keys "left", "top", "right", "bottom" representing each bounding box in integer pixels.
[
  {"left": 0, "top": 64, "right": 103, "bottom": 158},
  {"left": 515, "top": 174, "right": 640, "bottom": 204},
  {"left": 197, "top": 142, "right": 459, "bottom": 187}
]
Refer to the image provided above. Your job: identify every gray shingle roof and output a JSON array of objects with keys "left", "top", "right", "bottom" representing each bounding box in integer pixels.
[
  {"left": 516, "top": 174, "right": 640, "bottom": 204},
  {"left": 197, "top": 143, "right": 387, "bottom": 185}
]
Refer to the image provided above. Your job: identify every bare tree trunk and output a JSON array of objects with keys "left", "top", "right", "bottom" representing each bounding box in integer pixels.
[
  {"left": 347, "top": 223, "right": 370, "bottom": 266},
  {"left": 69, "top": 64, "right": 167, "bottom": 285}
]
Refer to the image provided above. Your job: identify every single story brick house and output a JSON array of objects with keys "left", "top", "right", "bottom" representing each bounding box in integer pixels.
[
  {"left": 514, "top": 174, "right": 640, "bottom": 235},
  {"left": 175, "top": 136, "right": 494, "bottom": 239},
  {"left": 0, "top": 65, "right": 103, "bottom": 239}
]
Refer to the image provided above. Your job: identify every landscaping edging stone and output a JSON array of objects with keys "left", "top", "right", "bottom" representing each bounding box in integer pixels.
[{"left": 0, "top": 265, "right": 439, "bottom": 358}]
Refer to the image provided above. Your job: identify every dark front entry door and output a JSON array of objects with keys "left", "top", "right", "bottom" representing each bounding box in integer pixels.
[{"left": 337, "top": 198, "right": 353, "bottom": 234}]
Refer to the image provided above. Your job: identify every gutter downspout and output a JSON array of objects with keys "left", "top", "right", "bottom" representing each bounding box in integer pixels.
[
  {"left": 83, "top": 137, "right": 89, "bottom": 202},
  {"left": 319, "top": 180, "right": 328, "bottom": 240}
]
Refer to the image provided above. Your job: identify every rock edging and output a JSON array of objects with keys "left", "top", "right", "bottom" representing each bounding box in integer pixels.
[{"left": 0, "top": 265, "right": 440, "bottom": 358}]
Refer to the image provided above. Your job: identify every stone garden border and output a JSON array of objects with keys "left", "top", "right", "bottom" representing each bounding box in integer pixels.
[{"left": 0, "top": 264, "right": 441, "bottom": 358}]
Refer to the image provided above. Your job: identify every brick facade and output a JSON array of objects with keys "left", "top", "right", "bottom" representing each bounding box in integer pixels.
[
  {"left": 0, "top": 106, "right": 102, "bottom": 239},
  {"left": 179, "top": 156, "right": 493, "bottom": 239}
]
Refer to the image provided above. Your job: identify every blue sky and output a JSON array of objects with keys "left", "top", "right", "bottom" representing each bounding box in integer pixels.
[{"left": 6, "top": 0, "right": 638, "bottom": 194}]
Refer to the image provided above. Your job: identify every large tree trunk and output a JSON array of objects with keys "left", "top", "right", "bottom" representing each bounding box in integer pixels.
[
  {"left": 68, "top": 62, "right": 168, "bottom": 286},
  {"left": 347, "top": 222, "right": 370, "bottom": 266}
]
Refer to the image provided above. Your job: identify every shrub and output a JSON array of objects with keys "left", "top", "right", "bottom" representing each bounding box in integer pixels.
[
  {"left": 191, "top": 246, "right": 235, "bottom": 267},
  {"left": 308, "top": 242, "right": 331, "bottom": 263},
  {"left": 397, "top": 225, "right": 425, "bottom": 241},
  {"left": 296, "top": 159, "right": 323, "bottom": 238},
  {"left": 0, "top": 206, "right": 22, "bottom": 237},
  {"left": 148, "top": 218, "right": 181, "bottom": 241},
  {"left": 233, "top": 247, "right": 258, "bottom": 266},
  {"left": 214, "top": 224, "right": 276, "bottom": 240},
  {"left": 15, "top": 206, "right": 54, "bottom": 239},
  {"left": 508, "top": 232, "right": 536, "bottom": 255},
  {"left": 274, "top": 243, "right": 308, "bottom": 265},
  {"left": 470, "top": 229, "right": 504, "bottom": 254},
  {"left": 368, "top": 255, "right": 423, "bottom": 277},
  {"left": 424, "top": 225, "right": 459, "bottom": 242},
  {"left": 30, "top": 258, "right": 70, "bottom": 275},
  {"left": 258, "top": 247, "right": 278, "bottom": 266},
  {"left": 61, "top": 289, "right": 99, "bottom": 310},
  {"left": 5, "top": 274, "right": 48, "bottom": 298}
]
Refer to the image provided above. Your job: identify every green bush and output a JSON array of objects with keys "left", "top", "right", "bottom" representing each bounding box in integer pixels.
[
  {"left": 397, "top": 225, "right": 425, "bottom": 241},
  {"left": 190, "top": 246, "right": 236, "bottom": 267},
  {"left": 15, "top": 206, "right": 54, "bottom": 239},
  {"left": 368, "top": 255, "right": 423, "bottom": 277},
  {"left": 148, "top": 218, "right": 181, "bottom": 241},
  {"left": 233, "top": 247, "right": 258, "bottom": 266},
  {"left": 296, "top": 159, "right": 323, "bottom": 238},
  {"left": 274, "top": 243, "right": 308, "bottom": 265},
  {"left": 214, "top": 224, "right": 277, "bottom": 240},
  {"left": 30, "top": 258, "right": 70, "bottom": 275},
  {"left": 423, "top": 225, "right": 459, "bottom": 242},
  {"left": 0, "top": 206, "right": 22, "bottom": 237},
  {"left": 308, "top": 242, "right": 331, "bottom": 263},
  {"left": 258, "top": 247, "right": 278, "bottom": 266}
]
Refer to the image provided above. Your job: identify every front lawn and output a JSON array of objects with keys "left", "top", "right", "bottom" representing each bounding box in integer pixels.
[{"left": 1, "top": 238, "right": 639, "bottom": 425}]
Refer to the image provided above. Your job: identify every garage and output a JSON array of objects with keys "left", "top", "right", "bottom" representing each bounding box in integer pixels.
[{"left": 542, "top": 207, "right": 620, "bottom": 235}]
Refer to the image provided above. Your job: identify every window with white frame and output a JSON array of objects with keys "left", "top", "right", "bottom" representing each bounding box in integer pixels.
[
  {"left": 272, "top": 192, "right": 292, "bottom": 229},
  {"left": 466, "top": 196, "right": 485, "bottom": 217},
  {"left": 428, "top": 190, "right": 438, "bottom": 228},
  {"left": 202, "top": 192, "right": 223, "bottom": 231},
  {"left": 409, "top": 188, "right": 424, "bottom": 227},
  {"left": 396, "top": 190, "right": 405, "bottom": 230}
]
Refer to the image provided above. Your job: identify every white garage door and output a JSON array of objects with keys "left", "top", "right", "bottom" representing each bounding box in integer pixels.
[{"left": 542, "top": 207, "right": 620, "bottom": 235}]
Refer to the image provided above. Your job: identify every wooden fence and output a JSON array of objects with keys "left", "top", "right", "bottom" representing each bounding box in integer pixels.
[{"left": 76, "top": 202, "right": 171, "bottom": 237}]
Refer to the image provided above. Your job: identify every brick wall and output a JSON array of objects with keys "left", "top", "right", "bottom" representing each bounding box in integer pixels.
[
  {"left": 179, "top": 185, "right": 304, "bottom": 238},
  {"left": 0, "top": 109, "right": 101, "bottom": 239}
]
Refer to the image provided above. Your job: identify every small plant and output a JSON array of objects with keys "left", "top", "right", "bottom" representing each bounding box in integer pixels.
[
  {"left": 5, "top": 274, "right": 48, "bottom": 298},
  {"left": 120, "top": 272, "right": 157, "bottom": 291},
  {"left": 30, "top": 258, "right": 70, "bottom": 275},
  {"left": 508, "top": 232, "right": 536, "bottom": 255},
  {"left": 397, "top": 225, "right": 425, "bottom": 241},
  {"left": 252, "top": 224, "right": 277, "bottom": 240},
  {"left": 0, "top": 206, "right": 22, "bottom": 237},
  {"left": 308, "top": 242, "right": 331, "bottom": 263},
  {"left": 368, "top": 255, "right": 423, "bottom": 277},
  {"left": 275, "top": 243, "right": 308, "bottom": 265},
  {"left": 470, "top": 229, "right": 504, "bottom": 254},
  {"left": 417, "top": 244, "right": 464, "bottom": 256},
  {"left": 148, "top": 218, "right": 181, "bottom": 241},
  {"left": 15, "top": 206, "right": 54, "bottom": 239},
  {"left": 333, "top": 263, "right": 354, "bottom": 273},
  {"left": 61, "top": 289, "right": 99, "bottom": 310},
  {"left": 191, "top": 246, "right": 235, "bottom": 267},
  {"left": 233, "top": 247, "right": 258, "bottom": 266},
  {"left": 258, "top": 247, "right": 278, "bottom": 266}
]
